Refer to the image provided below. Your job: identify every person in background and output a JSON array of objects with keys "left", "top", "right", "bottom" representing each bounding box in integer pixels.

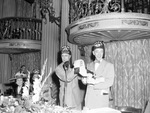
[
  {"left": 12, "top": 75, "right": 27, "bottom": 98},
  {"left": 82, "top": 41, "right": 115, "bottom": 109},
  {"left": 29, "top": 69, "right": 40, "bottom": 95},
  {"left": 15, "top": 65, "right": 27, "bottom": 78},
  {"left": 55, "top": 45, "right": 82, "bottom": 110}
]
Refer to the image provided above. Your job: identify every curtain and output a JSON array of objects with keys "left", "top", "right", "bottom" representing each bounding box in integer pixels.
[
  {"left": 84, "top": 39, "right": 150, "bottom": 109},
  {"left": 0, "top": 54, "right": 11, "bottom": 83},
  {"left": 105, "top": 39, "right": 150, "bottom": 109},
  {"left": 11, "top": 52, "right": 41, "bottom": 78},
  {"left": 1, "top": 0, "right": 16, "bottom": 17},
  {"left": 15, "top": 0, "right": 40, "bottom": 18}
]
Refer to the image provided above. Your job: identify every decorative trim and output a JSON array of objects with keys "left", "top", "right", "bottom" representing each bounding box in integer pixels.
[
  {"left": 38, "top": 0, "right": 61, "bottom": 27},
  {"left": 66, "top": 13, "right": 150, "bottom": 45}
]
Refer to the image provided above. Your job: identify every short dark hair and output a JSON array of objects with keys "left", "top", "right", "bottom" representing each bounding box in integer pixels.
[{"left": 20, "top": 65, "right": 25, "bottom": 69}]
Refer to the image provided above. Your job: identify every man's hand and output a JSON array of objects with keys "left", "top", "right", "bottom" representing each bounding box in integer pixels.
[{"left": 86, "top": 73, "right": 96, "bottom": 84}]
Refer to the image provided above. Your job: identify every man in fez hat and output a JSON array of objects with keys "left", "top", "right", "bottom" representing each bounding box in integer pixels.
[
  {"left": 55, "top": 45, "right": 82, "bottom": 110},
  {"left": 82, "top": 41, "right": 115, "bottom": 109}
]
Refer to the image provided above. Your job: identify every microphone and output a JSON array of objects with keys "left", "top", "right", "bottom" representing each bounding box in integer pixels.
[{"left": 63, "top": 61, "right": 70, "bottom": 71}]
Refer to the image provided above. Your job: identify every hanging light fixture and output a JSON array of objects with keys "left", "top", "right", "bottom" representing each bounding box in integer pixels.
[{"left": 38, "top": 0, "right": 60, "bottom": 27}]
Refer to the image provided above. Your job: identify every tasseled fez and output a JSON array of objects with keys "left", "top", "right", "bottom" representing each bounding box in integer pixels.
[
  {"left": 61, "top": 45, "right": 71, "bottom": 55},
  {"left": 92, "top": 41, "right": 105, "bottom": 51}
]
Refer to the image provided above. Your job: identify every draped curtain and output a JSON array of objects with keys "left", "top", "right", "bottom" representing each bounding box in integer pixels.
[
  {"left": 11, "top": 52, "right": 41, "bottom": 78},
  {"left": 0, "top": 55, "right": 11, "bottom": 83},
  {"left": 0, "top": 0, "right": 41, "bottom": 18},
  {"left": 106, "top": 39, "right": 150, "bottom": 109},
  {"left": 15, "top": 0, "right": 41, "bottom": 18},
  {"left": 84, "top": 39, "right": 150, "bottom": 109}
]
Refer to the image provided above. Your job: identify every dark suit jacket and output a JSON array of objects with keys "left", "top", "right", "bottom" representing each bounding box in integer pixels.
[{"left": 12, "top": 84, "right": 23, "bottom": 98}]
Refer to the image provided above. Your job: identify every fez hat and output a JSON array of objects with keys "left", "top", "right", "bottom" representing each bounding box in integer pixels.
[
  {"left": 32, "top": 69, "right": 41, "bottom": 79},
  {"left": 92, "top": 41, "right": 105, "bottom": 51},
  {"left": 61, "top": 45, "right": 71, "bottom": 55},
  {"left": 9, "top": 74, "right": 27, "bottom": 82},
  {"left": 92, "top": 41, "right": 105, "bottom": 58}
]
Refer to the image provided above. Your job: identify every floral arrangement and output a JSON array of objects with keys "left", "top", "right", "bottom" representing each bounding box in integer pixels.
[
  {"left": 0, "top": 59, "right": 81, "bottom": 113},
  {"left": 0, "top": 95, "right": 80, "bottom": 113}
]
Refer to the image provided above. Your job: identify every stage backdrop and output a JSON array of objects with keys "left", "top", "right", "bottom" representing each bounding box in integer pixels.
[
  {"left": 11, "top": 52, "right": 41, "bottom": 78},
  {"left": 84, "top": 39, "right": 150, "bottom": 109}
]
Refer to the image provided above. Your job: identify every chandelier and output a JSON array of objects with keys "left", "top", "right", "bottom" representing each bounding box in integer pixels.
[{"left": 38, "top": 0, "right": 60, "bottom": 27}]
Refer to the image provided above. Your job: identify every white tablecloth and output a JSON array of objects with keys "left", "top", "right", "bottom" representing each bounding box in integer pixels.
[{"left": 81, "top": 107, "right": 121, "bottom": 113}]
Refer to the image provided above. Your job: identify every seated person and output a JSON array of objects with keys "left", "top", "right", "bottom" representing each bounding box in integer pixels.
[
  {"left": 15, "top": 65, "right": 27, "bottom": 78},
  {"left": 29, "top": 69, "right": 40, "bottom": 95},
  {"left": 11, "top": 75, "right": 27, "bottom": 98}
]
